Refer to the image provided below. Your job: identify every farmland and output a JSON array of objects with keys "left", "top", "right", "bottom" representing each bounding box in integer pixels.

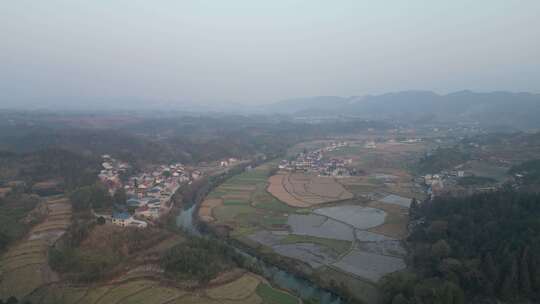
[
  {"left": 199, "top": 163, "right": 299, "bottom": 235},
  {"left": 267, "top": 172, "right": 353, "bottom": 207},
  {"left": 0, "top": 196, "right": 72, "bottom": 299},
  {"left": 26, "top": 271, "right": 297, "bottom": 304},
  {"left": 199, "top": 138, "right": 431, "bottom": 303}
]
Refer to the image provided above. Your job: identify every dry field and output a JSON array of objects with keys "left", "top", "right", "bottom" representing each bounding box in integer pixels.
[
  {"left": 366, "top": 201, "right": 409, "bottom": 239},
  {"left": 26, "top": 271, "right": 295, "bottom": 304},
  {"left": 206, "top": 273, "right": 261, "bottom": 300},
  {"left": 267, "top": 172, "right": 353, "bottom": 208},
  {"left": 0, "top": 196, "right": 72, "bottom": 299},
  {"left": 198, "top": 198, "right": 224, "bottom": 223},
  {"left": 267, "top": 174, "right": 307, "bottom": 207}
]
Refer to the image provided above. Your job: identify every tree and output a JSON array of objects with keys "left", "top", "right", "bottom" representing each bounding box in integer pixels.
[
  {"left": 391, "top": 293, "right": 408, "bottom": 304},
  {"left": 70, "top": 183, "right": 113, "bottom": 211},
  {"left": 410, "top": 197, "right": 418, "bottom": 209},
  {"left": 500, "top": 255, "right": 519, "bottom": 299},
  {"left": 6, "top": 296, "right": 18, "bottom": 304},
  {"left": 432, "top": 240, "right": 451, "bottom": 259},
  {"left": 442, "top": 282, "right": 465, "bottom": 304},
  {"left": 520, "top": 248, "right": 532, "bottom": 294},
  {"left": 113, "top": 188, "right": 127, "bottom": 205},
  {"left": 427, "top": 220, "right": 448, "bottom": 240},
  {"left": 97, "top": 216, "right": 106, "bottom": 225}
]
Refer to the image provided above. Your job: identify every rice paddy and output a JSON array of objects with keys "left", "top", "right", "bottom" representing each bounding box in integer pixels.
[
  {"left": 0, "top": 196, "right": 72, "bottom": 299},
  {"left": 26, "top": 272, "right": 296, "bottom": 304}
]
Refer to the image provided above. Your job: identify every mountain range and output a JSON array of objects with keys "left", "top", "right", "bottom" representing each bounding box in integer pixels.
[{"left": 260, "top": 90, "right": 540, "bottom": 129}]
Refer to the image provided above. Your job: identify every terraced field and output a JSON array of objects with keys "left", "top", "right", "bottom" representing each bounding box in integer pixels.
[
  {"left": 26, "top": 272, "right": 298, "bottom": 304},
  {"left": 199, "top": 164, "right": 299, "bottom": 235},
  {"left": 267, "top": 172, "right": 353, "bottom": 207},
  {"left": 0, "top": 196, "right": 72, "bottom": 299},
  {"left": 200, "top": 140, "right": 430, "bottom": 303}
]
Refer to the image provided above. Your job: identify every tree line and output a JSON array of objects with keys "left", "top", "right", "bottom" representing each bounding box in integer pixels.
[{"left": 381, "top": 189, "right": 540, "bottom": 303}]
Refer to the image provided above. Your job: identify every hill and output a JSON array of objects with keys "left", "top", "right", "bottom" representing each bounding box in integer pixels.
[{"left": 264, "top": 91, "right": 540, "bottom": 129}]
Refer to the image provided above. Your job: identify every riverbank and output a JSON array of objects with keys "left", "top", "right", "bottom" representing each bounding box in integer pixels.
[{"left": 174, "top": 161, "right": 368, "bottom": 304}]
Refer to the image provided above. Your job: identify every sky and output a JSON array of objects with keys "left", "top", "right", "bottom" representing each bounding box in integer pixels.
[{"left": 1, "top": 0, "right": 540, "bottom": 108}]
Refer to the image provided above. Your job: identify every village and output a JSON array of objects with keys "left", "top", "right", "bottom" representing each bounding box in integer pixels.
[
  {"left": 278, "top": 141, "right": 355, "bottom": 177},
  {"left": 97, "top": 155, "right": 202, "bottom": 228}
]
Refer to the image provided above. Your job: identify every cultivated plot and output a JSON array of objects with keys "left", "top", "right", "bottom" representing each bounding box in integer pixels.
[
  {"left": 267, "top": 172, "right": 353, "bottom": 208},
  {"left": 287, "top": 214, "right": 355, "bottom": 241},
  {"left": 332, "top": 249, "right": 406, "bottom": 282},
  {"left": 379, "top": 194, "right": 412, "bottom": 208},
  {"left": 313, "top": 205, "right": 386, "bottom": 230}
]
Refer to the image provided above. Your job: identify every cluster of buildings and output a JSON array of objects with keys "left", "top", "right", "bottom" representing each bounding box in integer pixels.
[
  {"left": 98, "top": 155, "right": 130, "bottom": 194},
  {"left": 278, "top": 142, "right": 353, "bottom": 177},
  {"left": 98, "top": 156, "right": 201, "bottom": 228},
  {"left": 421, "top": 169, "right": 498, "bottom": 198},
  {"left": 219, "top": 157, "right": 239, "bottom": 167}
]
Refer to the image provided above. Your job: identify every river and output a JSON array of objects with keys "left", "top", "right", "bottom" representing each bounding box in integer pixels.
[{"left": 176, "top": 203, "right": 345, "bottom": 304}]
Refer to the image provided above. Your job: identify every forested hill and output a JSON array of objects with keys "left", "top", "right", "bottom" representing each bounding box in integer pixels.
[
  {"left": 381, "top": 189, "right": 540, "bottom": 304},
  {"left": 263, "top": 91, "right": 540, "bottom": 129},
  {"left": 0, "top": 148, "right": 100, "bottom": 191}
]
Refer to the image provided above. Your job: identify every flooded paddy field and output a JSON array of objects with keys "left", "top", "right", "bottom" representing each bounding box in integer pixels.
[
  {"left": 199, "top": 137, "right": 430, "bottom": 303},
  {"left": 287, "top": 214, "right": 355, "bottom": 241},
  {"left": 380, "top": 194, "right": 412, "bottom": 207},
  {"left": 313, "top": 205, "right": 386, "bottom": 229},
  {"left": 332, "top": 248, "right": 406, "bottom": 281}
]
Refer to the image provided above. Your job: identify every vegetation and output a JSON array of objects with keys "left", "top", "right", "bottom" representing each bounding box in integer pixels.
[
  {"left": 0, "top": 148, "right": 100, "bottom": 191},
  {"left": 383, "top": 189, "right": 540, "bottom": 303},
  {"left": 255, "top": 283, "right": 298, "bottom": 304},
  {"left": 161, "top": 236, "right": 245, "bottom": 283},
  {"left": 416, "top": 147, "right": 469, "bottom": 174},
  {"left": 0, "top": 194, "right": 41, "bottom": 252},
  {"left": 510, "top": 159, "right": 540, "bottom": 185},
  {"left": 456, "top": 175, "right": 496, "bottom": 186},
  {"left": 69, "top": 183, "right": 113, "bottom": 211},
  {"left": 50, "top": 225, "right": 170, "bottom": 282}
]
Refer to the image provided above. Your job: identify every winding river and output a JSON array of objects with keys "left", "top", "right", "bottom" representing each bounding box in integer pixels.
[{"left": 176, "top": 203, "right": 345, "bottom": 304}]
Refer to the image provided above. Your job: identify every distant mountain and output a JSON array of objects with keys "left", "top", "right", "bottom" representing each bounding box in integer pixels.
[
  {"left": 263, "top": 91, "right": 540, "bottom": 129},
  {"left": 261, "top": 96, "right": 348, "bottom": 114}
]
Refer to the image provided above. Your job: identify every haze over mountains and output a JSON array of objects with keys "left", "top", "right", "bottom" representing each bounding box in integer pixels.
[
  {"left": 262, "top": 90, "right": 540, "bottom": 129},
  {"left": 2, "top": 90, "right": 540, "bottom": 130}
]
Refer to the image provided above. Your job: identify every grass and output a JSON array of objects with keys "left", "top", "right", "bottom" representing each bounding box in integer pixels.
[
  {"left": 60, "top": 287, "right": 88, "bottom": 304},
  {"left": 252, "top": 184, "right": 297, "bottom": 213},
  {"left": 255, "top": 283, "right": 298, "bottom": 304},
  {"left": 315, "top": 266, "right": 379, "bottom": 304},
  {"left": 457, "top": 175, "right": 497, "bottom": 186},
  {"left": 1, "top": 253, "right": 47, "bottom": 270},
  {"left": 118, "top": 286, "right": 185, "bottom": 304},
  {"left": 224, "top": 199, "right": 250, "bottom": 206},
  {"left": 0, "top": 194, "right": 40, "bottom": 249},
  {"left": 95, "top": 280, "right": 157, "bottom": 304},
  {"left": 213, "top": 205, "right": 256, "bottom": 224},
  {"left": 210, "top": 163, "right": 293, "bottom": 233},
  {"left": 325, "top": 145, "right": 364, "bottom": 157},
  {"left": 206, "top": 274, "right": 260, "bottom": 300},
  {"left": 74, "top": 286, "right": 112, "bottom": 304},
  {"left": 0, "top": 264, "right": 44, "bottom": 299},
  {"left": 280, "top": 234, "right": 352, "bottom": 255}
]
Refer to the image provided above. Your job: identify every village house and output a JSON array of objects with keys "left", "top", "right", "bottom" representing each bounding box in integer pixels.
[{"left": 112, "top": 211, "right": 148, "bottom": 228}]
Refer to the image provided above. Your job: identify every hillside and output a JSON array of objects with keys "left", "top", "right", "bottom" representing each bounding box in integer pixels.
[{"left": 264, "top": 91, "right": 540, "bottom": 129}]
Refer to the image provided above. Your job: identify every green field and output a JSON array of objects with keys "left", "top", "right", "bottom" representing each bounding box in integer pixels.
[
  {"left": 256, "top": 283, "right": 298, "bottom": 304},
  {"left": 324, "top": 145, "right": 364, "bottom": 157},
  {"left": 223, "top": 199, "right": 250, "bottom": 206},
  {"left": 209, "top": 163, "right": 299, "bottom": 236}
]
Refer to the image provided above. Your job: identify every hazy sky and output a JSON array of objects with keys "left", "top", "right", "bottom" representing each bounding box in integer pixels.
[{"left": 1, "top": 1, "right": 540, "bottom": 107}]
